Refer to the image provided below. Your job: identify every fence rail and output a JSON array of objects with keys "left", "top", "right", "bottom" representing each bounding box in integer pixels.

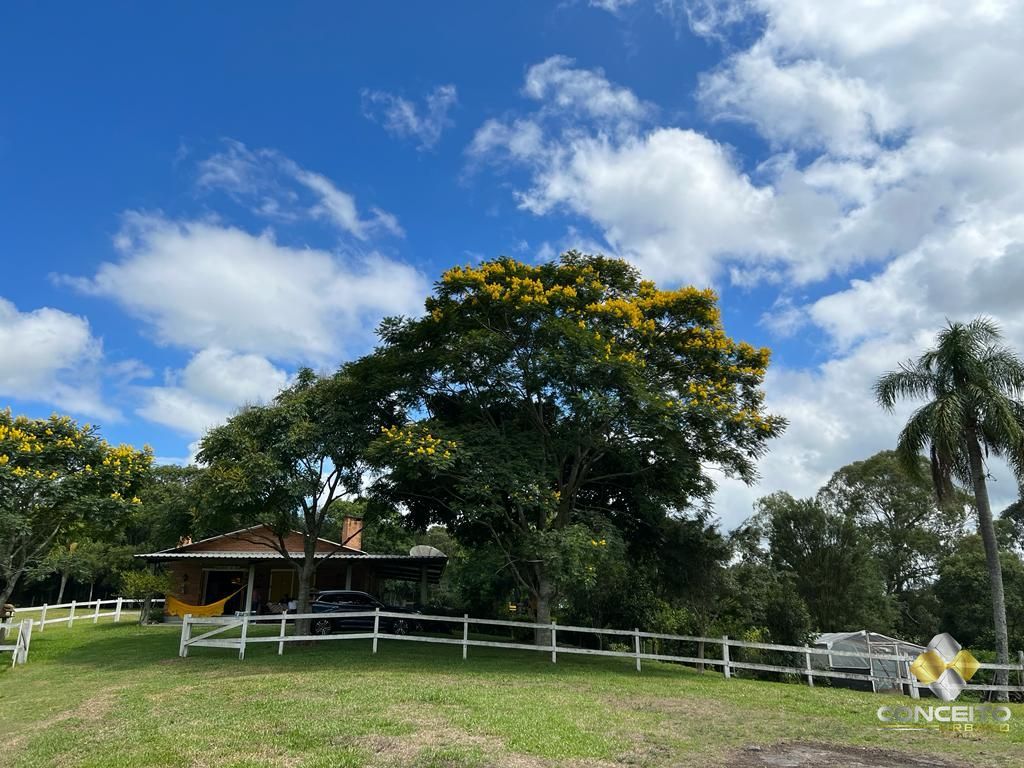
[
  {"left": 179, "top": 609, "right": 1024, "bottom": 698},
  {"left": 11, "top": 597, "right": 164, "bottom": 632}
]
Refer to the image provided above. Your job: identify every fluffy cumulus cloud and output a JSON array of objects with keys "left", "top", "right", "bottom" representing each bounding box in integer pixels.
[
  {"left": 64, "top": 212, "right": 427, "bottom": 362},
  {"left": 362, "top": 84, "right": 458, "bottom": 150},
  {"left": 52, "top": 144, "right": 428, "bottom": 442},
  {"left": 471, "top": 2, "right": 1024, "bottom": 525},
  {"left": 518, "top": 129, "right": 779, "bottom": 283},
  {"left": 0, "top": 298, "right": 113, "bottom": 418},
  {"left": 137, "top": 347, "right": 290, "bottom": 438}
]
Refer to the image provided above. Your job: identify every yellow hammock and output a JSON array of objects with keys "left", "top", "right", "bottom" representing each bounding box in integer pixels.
[{"left": 165, "top": 587, "right": 245, "bottom": 618}]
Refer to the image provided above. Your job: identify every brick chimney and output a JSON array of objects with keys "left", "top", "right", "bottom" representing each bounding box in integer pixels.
[{"left": 341, "top": 516, "right": 363, "bottom": 551}]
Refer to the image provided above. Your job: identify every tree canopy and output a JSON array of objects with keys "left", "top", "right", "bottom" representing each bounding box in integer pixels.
[
  {"left": 196, "top": 369, "right": 383, "bottom": 623},
  {"left": 355, "top": 252, "right": 784, "bottom": 638},
  {"left": 0, "top": 410, "right": 151, "bottom": 606}
]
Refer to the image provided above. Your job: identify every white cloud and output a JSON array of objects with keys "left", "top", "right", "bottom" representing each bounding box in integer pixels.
[
  {"left": 474, "top": 4, "right": 1024, "bottom": 523},
  {"left": 197, "top": 140, "right": 402, "bottom": 240},
  {"left": 467, "top": 119, "right": 546, "bottom": 164},
  {"left": 683, "top": 0, "right": 1024, "bottom": 523},
  {"left": 523, "top": 56, "right": 651, "bottom": 127},
  {"left": 518, "top": 129, "right": 779, "bottom": 284},
  {"left": 291, "top": 167, "right": 404, "bottom": 239},
  {"left": 589, "top": 0, "right": 638, "bottom": 13},
  {"left": 362, "top": 84, "right": 458, "bottom": 150},
  {"left": 63, "top": 212, "right": 428, "bottom": 362},
  {"left": 0, "top": 298, "right": 113, "bottom": 419},
  {"left": 699, "top": 50, "right": 902, "bottom": 158},
  {"left": 137, "top": 348, "right": 290, "bottom": 437}
]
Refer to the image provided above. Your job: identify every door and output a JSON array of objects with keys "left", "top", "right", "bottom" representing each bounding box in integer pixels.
[
  {"left": 269, "top": 570, "right": 295, "bottom": 603},
  {"left": 202, "top": 569, "right": 246, "bottom": 614}
]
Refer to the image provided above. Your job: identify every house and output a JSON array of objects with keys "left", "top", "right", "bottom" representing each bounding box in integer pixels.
[{"left": 134, "top": 517, "right": 447, "bottom": 617}]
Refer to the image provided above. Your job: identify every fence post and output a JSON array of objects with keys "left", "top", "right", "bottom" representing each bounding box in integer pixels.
[
  {"left": 238, "top": 612, "right": 250, "bottom": 661},
  {"left": 278, "top": 614, "right": 287, "bottom": 656},
  {"left": 18, "top": 620, "right": 32, "bottom": 665},
  {"left": 722, "top": 636, "right": 731, "bottom": 680},
  {"left": 550, "top": 620, "right": 557, "bottom": 664},
  {"left": 39, "top": 604, "right": 47, "bottom": 632},
  {"left": 372, "top": 608, "right": 380, "bottom": 654},
  {"left": 69, "top": 600, "right": 76, "bottom": 628},
  {"left": 803, "top": 644, "right": 814, "bottom": 687},
  {"left": 93, "top": 599, "right": 101, "bottom": 624},
  {"left": 634, "top": 628, "right": 642, "bottom": 672},
  {"left": 114, "top": 597, "right": 123, "bottom": 623},
  {"left": 903, "top": 653, "right": 920, "bottom": 700},
  {"left": 462, "top": 614, "right": 469, "bottom": 661},
  {"left": 179, "top": 614, "right": 192, "bottom": 658},
  {"left": 1018, "top": 650, "right": 1024, "bottom": 689}
]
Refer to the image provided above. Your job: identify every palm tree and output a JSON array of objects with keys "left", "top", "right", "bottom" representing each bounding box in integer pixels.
[{"left": 876, "top": 317, "right": 1024, "bottom": 700}]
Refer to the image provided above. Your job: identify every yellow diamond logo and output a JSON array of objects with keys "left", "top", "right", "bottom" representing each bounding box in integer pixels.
[{"left": 910, "top": 633, "right": 979, "bottom": 701}]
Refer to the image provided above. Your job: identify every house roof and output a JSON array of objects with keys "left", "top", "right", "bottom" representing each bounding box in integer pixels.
[
  {"left": 147, "top": 523, "right": 363, "bottom": 556},
  {"left": 134, "top": 523, "right": 448, "bottom": 582},
  {"left": 134, "top": 550, "right": 448, "bottom": 582}
]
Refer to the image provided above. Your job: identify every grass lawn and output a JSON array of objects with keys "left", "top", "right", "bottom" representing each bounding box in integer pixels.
[{"left": 1, "top": 621, "right": 1021, "bottom": 768}]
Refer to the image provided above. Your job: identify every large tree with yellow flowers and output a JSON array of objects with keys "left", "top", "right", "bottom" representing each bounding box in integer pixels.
[
  {"left": 0, "top": 410, "right": 152, "bottom": 607},
  {"left": 357, "top": 253, "right": 784, "bottom": 641}
]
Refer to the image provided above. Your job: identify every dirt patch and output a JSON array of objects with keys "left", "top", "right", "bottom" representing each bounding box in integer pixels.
[{"left": 725, "top": 742, "right": 967, "bottom": 768}]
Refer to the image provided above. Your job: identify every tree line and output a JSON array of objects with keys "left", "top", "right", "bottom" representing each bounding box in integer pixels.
[{"left": 2, "top": 255, "right": 1021, "bottom": 698}]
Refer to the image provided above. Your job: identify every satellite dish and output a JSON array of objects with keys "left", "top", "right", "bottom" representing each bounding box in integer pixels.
[{"left": 409, "top": 545, "right": 446, "bottom": 558}]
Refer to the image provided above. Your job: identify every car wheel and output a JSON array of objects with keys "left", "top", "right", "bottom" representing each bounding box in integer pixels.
[
  {"left": 392, "top": 619, "right": 408, "bottom": 636},
  {"left": 313, "top": 618, "right": 333, "bottom": 636}
]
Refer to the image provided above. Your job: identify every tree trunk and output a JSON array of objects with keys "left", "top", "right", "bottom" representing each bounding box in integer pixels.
[
  {"left": 295, "top": 560, "right": 316, "bottom": 638},
  {"left": 57, "top": 571, "right": 68, "bottom": 603},
  {"left": 0, "top": 571, "right": 21, "bottom": 609},
  {"left": 0, "top": 580, "right": 15, "bottom": 641},
  {"left": 967, "top": 435, "right": 1010, "bottom": 701},
  {"left": 533, "top": 566, "right": 553, "bottom": 647},
  {"left": 139, "top": 596, "right": 152, "bottom": 625}
]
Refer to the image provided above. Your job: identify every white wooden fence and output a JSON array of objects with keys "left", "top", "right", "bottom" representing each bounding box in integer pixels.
[
  {"left": 10, "top": 597, "right": 165, "bottom": 632},
  {"left": 179, "top": 609, "right": 1024, "bottom": 698},
  {"left": 0, "top": 619, "right": 33, "bottom": 667}
]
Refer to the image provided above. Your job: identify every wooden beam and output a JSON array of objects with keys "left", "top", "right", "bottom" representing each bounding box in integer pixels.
[{"left": 244, "top": 564, "right": 255, "bottom": 615}]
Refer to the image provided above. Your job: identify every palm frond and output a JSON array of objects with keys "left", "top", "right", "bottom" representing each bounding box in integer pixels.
[
  {"left": 875, "top": 363, "right": 935, "bottom": 411},
  {"left": 979, "top": 346, "right": 1024, "bottom": 397},
  {"left": 895, "top": 402, "right": 937, "bottom": 473}
]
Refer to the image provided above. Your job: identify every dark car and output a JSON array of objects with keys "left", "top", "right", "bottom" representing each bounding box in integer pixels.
[{"left": 310, "top": 590, "right": 419, "bottom": 636}]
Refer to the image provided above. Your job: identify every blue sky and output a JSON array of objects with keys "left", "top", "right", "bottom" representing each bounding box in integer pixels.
[{"left": 4, "top": 1, "right": 1024, "bottom": 526}]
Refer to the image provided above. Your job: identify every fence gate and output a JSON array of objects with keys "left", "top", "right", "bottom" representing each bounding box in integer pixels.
[{"left": 179, "top": 614, "right": 246, "bottom": 658}]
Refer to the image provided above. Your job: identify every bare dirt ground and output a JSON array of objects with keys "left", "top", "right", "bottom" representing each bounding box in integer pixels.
[{"left": 726, "top": 743, "right": 967, "bottom": 768}]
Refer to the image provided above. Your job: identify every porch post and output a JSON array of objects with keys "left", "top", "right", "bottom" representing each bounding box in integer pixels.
[
  {"left": 419, "top": 564, "right": 428, "bottom": 606},
  {"left": 345, "top": 564, "right": 352, "bottom": 591},
  {"left": 244, "top": 563, "right": 256, "bottom": 615}
]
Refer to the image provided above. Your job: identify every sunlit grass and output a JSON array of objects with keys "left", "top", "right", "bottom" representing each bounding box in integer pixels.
[{"left": 1, "top": 621, "right": 1021, "bottom": 767}]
